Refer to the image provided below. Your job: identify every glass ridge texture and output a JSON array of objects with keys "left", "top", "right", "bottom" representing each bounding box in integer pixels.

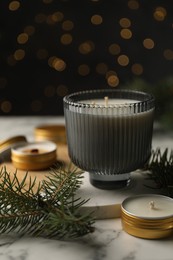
[{"left": 63, "top": 89, "right": 155, "bottom": 189}]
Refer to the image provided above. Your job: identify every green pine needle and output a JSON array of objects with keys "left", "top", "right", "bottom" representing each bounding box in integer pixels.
[
  {"left": 144, "top": 147, "right": 173, "bottom": 197},
  {"left": 0, "top": 163, "right": 95, "bottom": 239}
]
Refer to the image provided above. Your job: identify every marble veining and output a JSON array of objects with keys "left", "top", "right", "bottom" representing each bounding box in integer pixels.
[{"left": 0, "top": 116, "right": 172, "bottom": 260}]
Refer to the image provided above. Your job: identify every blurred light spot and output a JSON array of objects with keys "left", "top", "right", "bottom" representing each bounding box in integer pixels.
[
  {"left": 96, "top": 63, "right": 108, "bottom": 74},
  {"left": 1, "top": 101, "right": 12, "bottom": 113},
  {"left": 36, "top": 49, "right": 49, "bottom": 59},
  {"left": 35, "top": 13, "right": 46, "bottom": 23},
  {"left": 44, "top": 85, "right": 56, "bottom": 97},
  {"left": 7, "top": 55, "right": 17, "bottom": 66},
  {"left": 79, "top": 41, "right": 95, "bottom": 54},
  {"left": 9, "top": 1, "right": 20, "bottom": 11},
  {"left": 60, "top": 34, "right": 73, "bottom": 45},
  {"left": 0, "top": 78, "right": 7, "bottom": 89},
  {"left": 14, "top": 49, "right": 25, "bottom": 61},
  {"left": 78, "top": 64, "right": 90, "bottom": 76},
  {"left": 48, "top": 56, "right": 66, "bottom": 71},
  {"left": 107, "top": 75, "right": 119, "bottom": 87},
  {"left": 17, "top": 33, "right": 29, "bottom": 44},
  {"left": 106, "top": 70, "right": 117, "bottom": 79},
  {"left": 119, "top": 18, "right": 131, "bottom": 28},
  {"left": 57, "top": 85, "right": 68, "bottom": 96},
  {"left": 108, "top": 44, "right": 121, "bottom": 55},
  {"left": 153, "top": 7, "right": 167, "bottom": 21},
  {"left": 131, "top": 63, "right": 143, "bottom": 75},
  {"left": 52, "top": 12, "right": 64, "bottom": 22},
  {"left": 143, "top": 38, "right": 155, "bottom": 49},
  {"left": 62, "top": 20, "right": 74, "bottom": 31},
  {"left": 91, "top": 14, "right": 103, "bottom": 25},
  {"left": 31, "top": 100, "right": 42, "bottom": 112},
  {"left": 128, "top": 0, "right": 139, "bottom": 10},
  {"left": 117, "top": 55, "right": 129, "bottom": 66},
  {"left": 163, "top": 49, "right": 173, "bottom": 60},
  {"left": 46, "top": 15, "right": 55, "bottom": 25},
  {"left": 24, "top": 26, "right": 35, "bottom": 36},
  {"left": 120, "top": 29, "right": 132, "bottom": 39}
]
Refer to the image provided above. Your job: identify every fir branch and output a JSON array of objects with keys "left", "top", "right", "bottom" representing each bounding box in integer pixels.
[
  {"left": 144, "top": 147, "right": 173, "bottom": 197},
  {"left": 0, "top": 164, "right": 94, "bottom": 239}
]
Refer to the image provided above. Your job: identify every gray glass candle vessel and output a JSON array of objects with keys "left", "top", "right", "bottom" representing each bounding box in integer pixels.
[{"left": 63, "top": 89, "right": 155, "bottom": 190}]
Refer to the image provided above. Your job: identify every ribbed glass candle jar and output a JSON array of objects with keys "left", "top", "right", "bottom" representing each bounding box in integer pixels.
[{"left": 63, "top": 89, "right": 155, "bottom": 190}]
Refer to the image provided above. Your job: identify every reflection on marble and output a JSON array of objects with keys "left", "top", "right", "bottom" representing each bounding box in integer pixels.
[{"left": 0, "top": 116, "right": 172, "bottom": 260}]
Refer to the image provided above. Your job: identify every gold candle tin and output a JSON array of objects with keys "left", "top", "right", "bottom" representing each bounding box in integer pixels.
[
  {"left": 0, "top": 135, "right": 27, "bottom": 161},
  {"left": 11, "top": 141, "right": 57, "bottom": 170},
  {"left": 121, "top": 194, "right": 173, "bottom": 239},
  {"left": 34, "top": 124, "right": 66, "bottom": 144}
]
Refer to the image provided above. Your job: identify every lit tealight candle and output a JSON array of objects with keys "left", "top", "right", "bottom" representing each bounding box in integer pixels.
[
  {"left": 11, "top": 141, "right": 57, "bottom": 170},
  {"left": 121, "top": 194, "right": 173, "bottom": 239}
]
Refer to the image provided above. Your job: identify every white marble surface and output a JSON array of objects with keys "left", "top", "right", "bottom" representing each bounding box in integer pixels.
[{"left": 0, "top": 116, "right": 172, "bottom": 260}]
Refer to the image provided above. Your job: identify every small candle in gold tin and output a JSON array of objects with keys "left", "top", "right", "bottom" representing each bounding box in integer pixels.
[
  {"left": 0, "top": 135, "right": 27, "bottom": 162},
  {"left": 121, "top": 194, "right": 173, "bottom": 239},
  {"left": 11, "top": 141, "right": 57, "bottom": 170},
  {"left": 34, "top": 124, "right": 66, "bottom": 144}
]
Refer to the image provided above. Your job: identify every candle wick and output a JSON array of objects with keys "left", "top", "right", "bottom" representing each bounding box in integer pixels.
[
  {"left": 149, "top": 201, "right": 155, "bottom": 209},
  {"left": 104, "top": 96, "right": 109, "bottom": 107}
]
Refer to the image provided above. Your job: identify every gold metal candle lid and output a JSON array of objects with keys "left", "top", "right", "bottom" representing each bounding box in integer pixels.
[
  {"left": 0, "top": 135, "right": 27, "bottom": 162},
  {"left": 34, "top": 124, "right": 66, "bottom": 144},
  {"left": 11, "top": 141, "right": 57, "bottom": 171},
  {"left": 121, "top": 194, "right": 173, "bottom": 239}
]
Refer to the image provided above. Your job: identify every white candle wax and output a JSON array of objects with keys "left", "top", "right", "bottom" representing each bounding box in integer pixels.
[
  {"left": 122, "top": 194, "right": 173, "bottom": 219},
  {"left": 80, "top": 98, "right": 139, "bottom": 106}
]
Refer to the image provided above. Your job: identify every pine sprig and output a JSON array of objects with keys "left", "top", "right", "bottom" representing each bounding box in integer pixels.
[
  {"left": 0, "top": 164, "right": 94, "bottom": 239},
  {"left": 144, "top": 147, "right": 173, "bottom": 197}
]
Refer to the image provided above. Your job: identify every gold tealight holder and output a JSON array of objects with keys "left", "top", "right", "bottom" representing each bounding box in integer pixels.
[
  {"left": 34, "top": 124, "right": 66, "bottom": 144},
  {"left": 11, "top": 141, "right": 57, "bottom": 171},
  {"left": 121, "top": 194, "right": 173, "bottom": 239},
  {"left": 0, "top": 135, "right": 27, "bottom": 162}
]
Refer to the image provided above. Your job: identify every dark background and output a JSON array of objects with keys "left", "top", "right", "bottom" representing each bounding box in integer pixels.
[{"left": 0, "top": 0, "right": 173, "bottom": 124}]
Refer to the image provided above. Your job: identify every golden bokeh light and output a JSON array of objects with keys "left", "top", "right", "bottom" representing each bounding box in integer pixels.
[
  {"left": 120, "top": 29, "right": 132, "bottom": 39},
  {"left": 60, "top": 34, "right": 73, "bottom": 45},
  {"left": 17, "top": 33, "right": 29, "bottom": 44},
  {"left": 131, "top": 63, "right": 143, "bottom": 75},
  {"left": 79, "top": 41, "right": 95, "bottom": 54},
  {"left": 1, "top": 101, "right": 12, "bottom": 113},
  {"left": 52, "top": 12, "right": 64, "bottom": 22},
  {"left": 117, "top": 55, "right": 129, "bottom": 66},
  {"left": 44, "top": 85, "right": 56, "bottom": 97},
  {"left": 78, "top": 64, "right": 90, "bottom": 76},
  {"left": 119, "top": 18, "right": 131, "bottom": 28},
  {"left": 48, "top": 56, "right": 66, "bottom": 71},
  {"left": 106, "top": 70, "right": 117, "bottom": 78},
  {"left": 9, "top": 1, "right": 20, "bottom": 11},
  {"left": 153, "top": 7, "right": 167, "bottom": 21},
  {"left": 163, "top": 49, "right": 173, "bottom": 60},
  {"left": 107, "top": 75, "right": 119, "bottom": 87},
  {"left": 57, "top": 85, "right": 68, "bottom": 97},
  {"left": 143, "top": 38, "right": 155, "bottom": 49},
  {"left": 91, "top": 14, "right": 103, "bottom": 25},
  {"left": 7, "top": 55, "right": 17, "bottom": 66},
  {"left": 35, "top": 13, "right": 46, "bottom": 24},
  {"left": 24, "top": 26, "right": 35, "bottom": 36},
  {"left": 108, "top": 44, "right": 121, "bottom": 55},
  {"left": 96, "top": 63, "right": 108, "bottom": 74},
  {"left": 62, "top": 20, "right": 74, "bottom": 31},
  {"left": 14, "top": 49, "right": 25, "bottom": 61},
  {"left": 127, "top": 0, "right": 139, "bottom": 10}
]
